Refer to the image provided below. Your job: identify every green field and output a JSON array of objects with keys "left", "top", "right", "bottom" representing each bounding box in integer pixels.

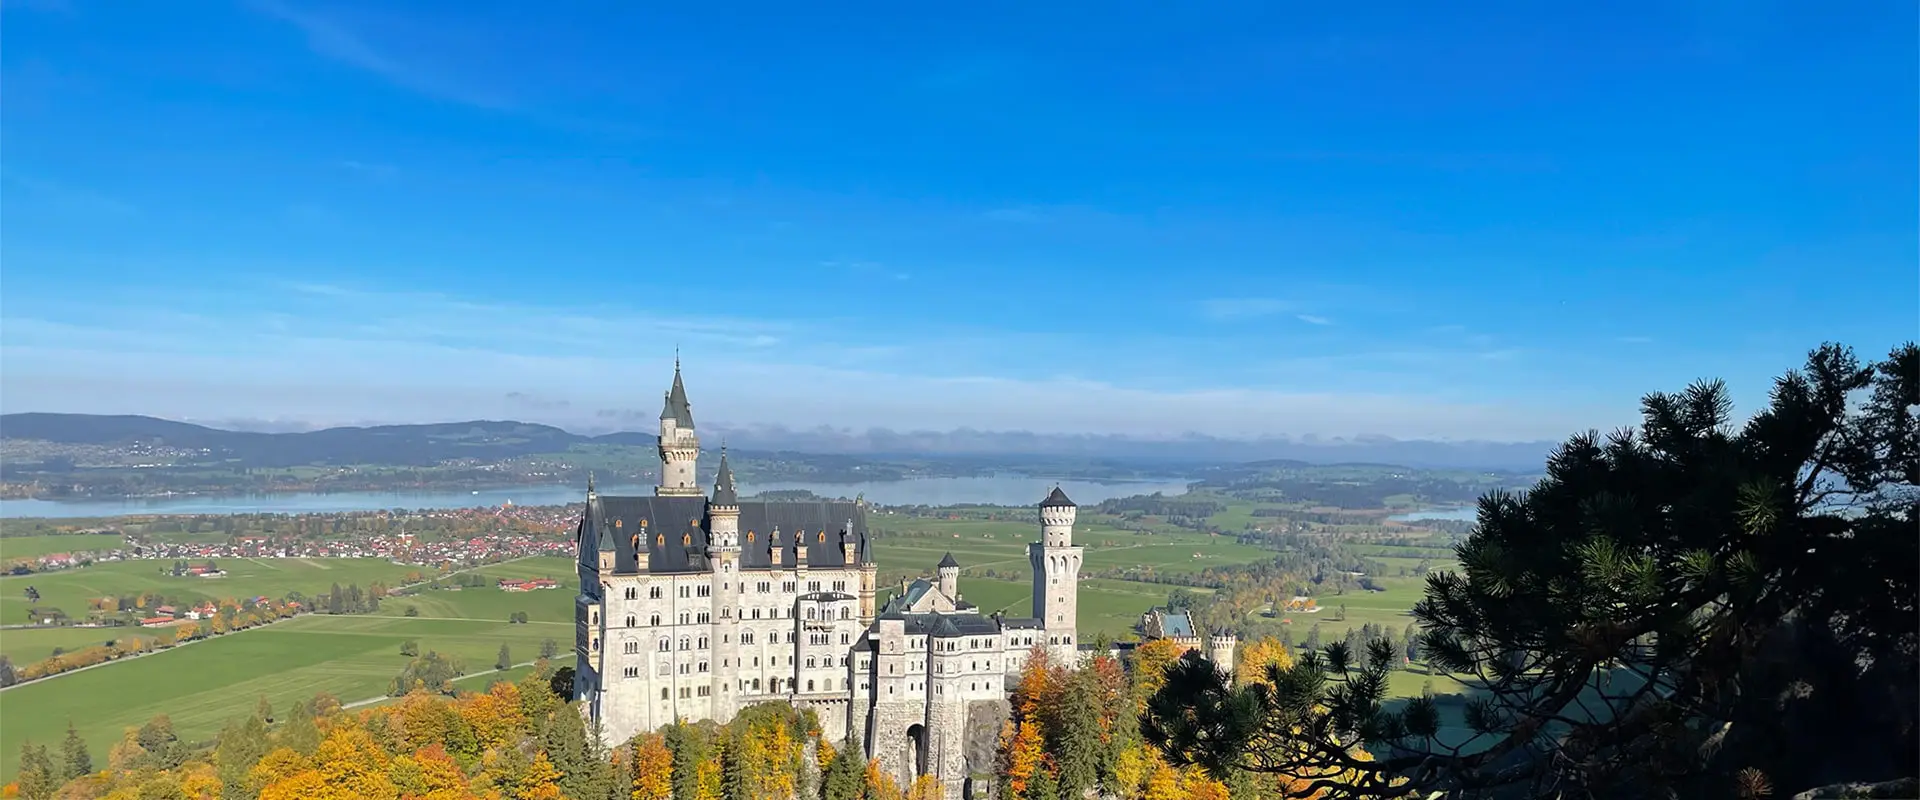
[
  {"left": 0, "top": 534, "right": 125, "bottom": 559},
  {"left": 0, "top": 612, "right": 569, "bottom": 780},
  {"left": 380, "top": 557, "right": 578, "bottom": 624},
  {"left": 0, "top": 558, "right": 423, "bottom": 632}
]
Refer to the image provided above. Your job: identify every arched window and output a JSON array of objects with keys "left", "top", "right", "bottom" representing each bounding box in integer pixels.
[
  {"left": 817, "top": 531, "right": 826, "bottom": 542},
  {"left": 650, "top": 614, "right": 660, "bottom": 626},
  {"left": 658, "top": 638, "right": 669, "bottom": 652},
  {"left": 806, "top": 608, "right": 816, "bottom": 620},
  {"left": 807, "top": 680, "right": 815, "bottom": 692},
  {"left": 624, "top": 641, "right": 638, "bottom": 654},
  {"left": 655, "top": 534, "right": 664, "bottom": 547},
  {"left": 840, "top": 607, "right": 850, "bottom": 620},
  {"left": 625, "top": 615, "right": 635, "bottom": 628},
  {"left": 682, "top": 533, "right": 691, "bottom": 546},
  {"left": 661, "top": 688, "right": 668, "bottom": 700},
  {"left": 679, "top": 637, "right": 690, "bottom": 651},
  {"left": 748, "top": 531, "right": 756, "bottom": 542},
  {"left": 650, "top": 586, "right": 662, "bottom": 599},
  {"left": 698, "top": 636, "right": 708, "bottom": 649}
]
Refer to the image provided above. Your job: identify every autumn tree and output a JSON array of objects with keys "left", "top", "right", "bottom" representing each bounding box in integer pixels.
[
  {"left": 632, "top": 733, "right": 674, "bottom": 800},
  {"left": 1232, "top": 637, "right": 1292, "bottom": 687},
  {"left": 1144, "top": 343, "right": 1920, "bottom": 799},
  {"left": 905, "top": 774, "right": 942, "bottom": 800},
  {"left": 862, "top": 759, "right": 904, "bottom": 800}
]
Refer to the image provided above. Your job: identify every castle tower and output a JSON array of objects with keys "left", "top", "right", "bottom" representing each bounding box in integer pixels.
[
  {"left": 1030, "top": 486, "right": 1083, "bottom": 664},
  {"left": 656, "top": 359, "right": 702, "bottom": 496},
  {"left": 707, "top": 448, "right": 743, "bottom": 718},
  {"left": 1209, "top": 634, "right": 1238, "bottom": 682},
  {"left": 936, "top": 553, "right": 959, "bottom": 601}
]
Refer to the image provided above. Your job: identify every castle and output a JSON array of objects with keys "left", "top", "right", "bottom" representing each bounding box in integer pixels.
[{"left": 572, "top": 363, "right": 1092, "bottom": 798}]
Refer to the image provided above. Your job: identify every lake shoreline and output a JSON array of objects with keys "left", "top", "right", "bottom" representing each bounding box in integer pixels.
[{"left": 0, "top": 475, "right": 1197, "bottom": 519}]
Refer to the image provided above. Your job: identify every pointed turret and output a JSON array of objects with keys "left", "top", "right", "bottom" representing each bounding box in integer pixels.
[
  {"left": 938, "top": 552, "right": 960, "bottom": 569},
  {"left": 1040, "top": 485, "right": 1075, "bottom": 508},
  {"left": 660, "top": 360, "right": 694, "bottom": 428},
  {"left": 712, "top": 447, "right": 739, "bottom": 506}
]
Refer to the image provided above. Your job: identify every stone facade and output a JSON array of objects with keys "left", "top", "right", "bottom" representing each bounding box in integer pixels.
[{"left": 573, "top": 363, "right": 1082, "bottom": 800}]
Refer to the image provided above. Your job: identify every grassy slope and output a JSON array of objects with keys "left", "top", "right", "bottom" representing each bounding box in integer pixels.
[
  {"left": 0, "top": 613, "right": 566, "bottom": 780},
  {"left": 0, "top": 534, "right": 125, "bottom": 559}
]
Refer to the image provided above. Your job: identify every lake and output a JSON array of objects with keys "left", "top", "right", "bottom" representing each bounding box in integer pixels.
[
  {"left": 0, "top": 475, "right": 1196, "bottom": 519},
  {"left": 1387, "top": 506, "right": 1478, "bottom": 523}
]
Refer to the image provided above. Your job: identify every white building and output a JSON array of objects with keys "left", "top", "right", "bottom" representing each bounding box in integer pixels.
[{"left": 573, "top": 363, "right": 1084, "bottom": 799}]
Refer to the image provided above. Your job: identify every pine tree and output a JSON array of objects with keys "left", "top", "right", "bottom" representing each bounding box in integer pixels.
[
  {"left": 60, "top": 721, "right": 93, "bottom": 779},
  {"left": 214, "top": 707, "right": 270, "bottom": 800},
  {"left": 17, "top": 742, "right": 58, "bottom": 800},
  {"left": 822, "top": 736, "right": 865, "bottom": 800},
  {"left": 1047, "top": 670, "right": 1103, "bottom": 797},
  {"left": 277, "top": 698, "right": 322, "bottom": 755},
  {"left": 496, "top": 644, "right": 513, "bottom": 671},
  {"left": 540, "top": 638, "right": 559, "bottom": 659},
  {"left": 1026, "top": 762, "right": 1061, "bottom": 800}
]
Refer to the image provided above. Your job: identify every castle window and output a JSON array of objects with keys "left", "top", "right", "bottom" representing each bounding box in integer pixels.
[
  {"left": 650, "top": 614, "right": 660, "bottom": 626},
  {"left": 680, "top": 586, "right": 690, "bottom": 599},
  {"left": 752, "top": 609, "right": 761, "bottom": 620},
  {"left": 662, "top": 688, "right": 669, "bottom": 700},
  {"left": 625, "top": 615, "right": 635, "bottom": 628},
  {"left": 659, "top": 638, "right": 669, "bottom": 652},
  {"left": 682, "top": 534, "right": 691, "bottom": 546},
  {"left": 656, "top": 534, "right": 665, "bottom": 547},
  {"left": 624, "top": 667, "right": 639, "bottom": 678},
  {"left": 680, "top": 687, "right": 690, "bottom": 699},
  {"left": 658, "top": 663, "right": 670, "bottom": 676},
  {"left": 748, "top": 531, "right": 755, "bottom": 542},
  {"left": 841, "top": 633, "right": 850, "bottom": 644},
  {"left": 817, "top": 531, "right": 825, "bottom": 542},
  {"left": 840, "top": 608, "right": 850, "bottom": 620},
  {"left": 742, "top": 632, "right": 754, "bottom": 644},
  {"left": 698, "top": 661, "right": 708, "bottom": 672},
  {"left": 640, "top": 518, "right": 648, "bottom": 527},
  {"left": 650, "top": 586, "right": 662, "bottom": 599},
  {"left": 679, "top": 637, "right": 690, "bottom": 651},
  {"left": 624, "top": 641, "right": 638, "bottom": 654},
  {"left": 697, "top": 585, "right": 711, "bottom": 598},
  {"left": 697, "top": 612, "right": 710, "bottom": 624},
  {"left": 698, "top": 636, "right": 708, "bottom": 649},
  {"left": 631, "top": 535, "right": 640, "bottom": 550},
  {"left": 807, "top": 680, "right": 816, "bottom": 692},
  {"left": 679, "top": 612, "right": 690, "bottom": 625},
  {"left": 625, "top": 587, "right": 637, "bottom": 600},
  {"left": 806, "top": 608, "right": 816, "bottom": 621}
]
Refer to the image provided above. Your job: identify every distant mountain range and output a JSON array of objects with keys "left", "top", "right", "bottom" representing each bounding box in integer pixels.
[{"left": 0, "top": 413, "right": 1558, "bottom": 471}]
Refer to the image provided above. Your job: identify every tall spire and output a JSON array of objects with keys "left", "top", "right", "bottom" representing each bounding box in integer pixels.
[
  {"left": 712, "top": 446, "right": 739, "bottom": 506},
  {"left": 586, "top": 470, "right": 596, "bottom": 495},
  {"left": 659, "top": 358, "right": 694, "bottom": 427}
]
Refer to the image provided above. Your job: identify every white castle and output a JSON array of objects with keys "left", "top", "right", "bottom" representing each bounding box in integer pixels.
[{"left": 572, "top": 362, "right": 1086, "bottom": 798}]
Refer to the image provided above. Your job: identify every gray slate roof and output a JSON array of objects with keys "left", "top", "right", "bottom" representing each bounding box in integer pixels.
[
  {"left": 659, "top": 365, "right": 694, "bottom": 427},
  {"left": 1040, "top": 486, "right": 1076, "bottom": 508},
  {"left": 582, "top": 495, "right": 870, "bottom": 574},
  {"left": 711, "top": 450, "right": 739, "bottom": 506},
  {"left": 938, "top": 552, "right": 960, "bottom": 569}
]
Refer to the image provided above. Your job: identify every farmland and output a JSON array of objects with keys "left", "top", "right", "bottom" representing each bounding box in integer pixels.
[
  {"left": 0, "top": 610, "right": 569, "bottom": 779},
  {"left": 0, "top": 533, "right": 124, "bottom": 559}
]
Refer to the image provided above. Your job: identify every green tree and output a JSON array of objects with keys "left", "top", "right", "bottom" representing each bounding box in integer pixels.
[
  {"left": 136, "top": 713, "right": 183, "bottom": 769},
  {"left": 822, "top": 736, "right": 866, "bottom": 800},
  {"left": 496, "top": 644, "right": 513, "bottom": 671},
  {"left": 540, "top": 638, "right": 559, "bottom": 659},
  {"left": 214, "top": 706, "right": 271, "bottom": 800},
  {"left": 0, "top": 654, "right": 16, "bottom": 687},
  {"left": 276, "top": 697, "right": 322, "bottom": 755},
  {"left": 400, "top": 639, "right": 419, "bottom": 657},
  {"left": 404, "top": 604, "right": 419, "bottom": 617},
  {"left": 1144, "top": 343, "right": 1920, "bottom": 799},
  {"left": 664, "top": 720, "right": 711, "bottom": 800},
  {"left": 543, "top": 697, "right": 615, "bottom": 800},
  {"left": 1045, "top": 669, "right": 1103, "bottom": 797},
  {"left": 1026, "top": 762, "right": 1060, "bottom": 800},
  {"left": 60, "top": 721, "right": 93, "bottom": 779},
  {"left": 17, "top": 742, "right": 57, "bottom": 800}
]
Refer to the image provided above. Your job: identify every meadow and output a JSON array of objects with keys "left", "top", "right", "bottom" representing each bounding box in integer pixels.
[
  {"left": 0, "top": 612, "right": 568, "bottom": 780},
  {"left": 0, "top": 534, "right": 125, "bottom": 559}
]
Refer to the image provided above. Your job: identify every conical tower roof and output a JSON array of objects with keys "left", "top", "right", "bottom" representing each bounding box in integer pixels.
[
  {"left": 938, "top": 552, "right": 960, "bottom": 569},
  {"left": 712, "top": 447, "right": 739, "bottom": 506},
  {"left": 659, "top": 360, "right": 694, "bottom": 427},
  {"left": 1040, "top": 485, "right": 1076, "bottom": 508}
]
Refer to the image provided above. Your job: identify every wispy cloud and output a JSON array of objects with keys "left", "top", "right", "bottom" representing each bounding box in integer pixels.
[
  {"left": 0, "top": 280, "right": 1598, "bottom": 441},
  {"left": 247, "top": 0, "right": 511, "bottom": 110},
  {"left": 1199, "top": 297, "right": 1295, "bottom": 320},
  {"left": 1296, "top": 314, "right": 1334, "bottom": 326}
]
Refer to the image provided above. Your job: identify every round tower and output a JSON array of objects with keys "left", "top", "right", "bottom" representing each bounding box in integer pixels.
[
  {"left": 936, "top": 552, "right": 960, "bottom": 600},
  {"left": 1039, "top": 485, "right": 1076, "bottom": 546},
  {"left": 1209, "top": 634, "right": 1238, "bottom": 680}
]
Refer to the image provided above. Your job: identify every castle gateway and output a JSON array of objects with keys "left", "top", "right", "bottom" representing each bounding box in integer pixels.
[{"left": 572, "top": 362, "right": 1084, "bottom": 798}]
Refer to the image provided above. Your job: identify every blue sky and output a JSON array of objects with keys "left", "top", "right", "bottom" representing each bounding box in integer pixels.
[{"left": 3, "top": 0, "right": 1914, "bottom": 442}]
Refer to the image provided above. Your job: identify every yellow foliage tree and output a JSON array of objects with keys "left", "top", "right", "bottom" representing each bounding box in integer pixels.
[
  {"left": 1002, "top": 721, "right": 1044, "bottom": 799},
  {"left": 862, "top": 759, "right": 903, "bottom": 800},
  {"left": 905, "top": 774, "right": 942, "bottom": 800},
  {"left": 1110, "top": 744, "right": 1152, "bottom": 800},
  {"left": 1182, "top": 772, "right": 1232, "bottom": 800},
  {"left": 1141, "top": 758, "right": 1183, "bottom": 800},
  {"left": 1234, "top": 637, "right": 1294, "bottom": 687},
  {"left": 631, "top": 734, "right": 673, "bottom": 800},
  {"left": 1129, "top": 638, "right": 1187, "bottom": 713},
  {"left": 177, "top": 761, "right": 223, "bottom": 799}
]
